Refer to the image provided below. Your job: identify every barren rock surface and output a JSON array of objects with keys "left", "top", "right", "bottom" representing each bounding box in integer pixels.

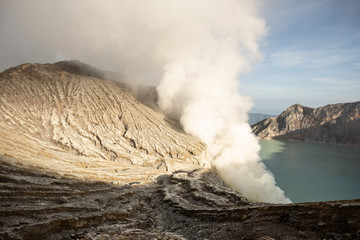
[
  {"left": 1, "top": 62, "right": 360, "bottom": 239},
  {"left": 252, "top": 102, "right": 360, "bottom": 144},
  {"left": 1, "top": 155, "right": 360, "bottom": 240},
  {"left": 0, "top": 62, "right": 208, "bottom": 181}
]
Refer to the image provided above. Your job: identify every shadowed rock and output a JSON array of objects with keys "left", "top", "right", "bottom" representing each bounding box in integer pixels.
[{"left": 1, "top": 156, "right": 360, "bottom": 239}]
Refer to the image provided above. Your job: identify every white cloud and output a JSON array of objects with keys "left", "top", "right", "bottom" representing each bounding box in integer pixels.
[
  {"left": 311, "top": 77, "right": 360, "bottom": 89},
  {"left": 354, "top": 62, "right": 360, "bottom": 68},
  {"left": 269, "top": 47, "right": 360, "bottom": 69}
]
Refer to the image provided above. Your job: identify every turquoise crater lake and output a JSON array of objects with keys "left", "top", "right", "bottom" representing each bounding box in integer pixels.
[{"left": 259, "top": 139, "right": 360, "bottom": 203}]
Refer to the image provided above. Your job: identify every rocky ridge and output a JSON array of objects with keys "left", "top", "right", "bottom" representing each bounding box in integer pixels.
[
  {"left": 252, "top": 102, "right": 360, "bottom": 144},
  {"left": 1, "top": 61, "right": 360, "bottom": 239}
]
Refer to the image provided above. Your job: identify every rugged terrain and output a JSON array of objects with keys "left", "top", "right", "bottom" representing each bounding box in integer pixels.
[
  {"left": 1, "top": 61, "right": 360, "bottom": 239},
  {"left": 252, "top": 102, "right": 360, "bottom": 145},
  {"left": 0, "top": 61, "right": 209, "bottom": 179}
]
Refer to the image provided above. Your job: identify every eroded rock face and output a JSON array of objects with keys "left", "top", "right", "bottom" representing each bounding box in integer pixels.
[
  {"left": 252, "top": 103, "right": 360, "bottom": 144},
  {"left": 0, "top": 62, "right": 209, "bottom": 181}
]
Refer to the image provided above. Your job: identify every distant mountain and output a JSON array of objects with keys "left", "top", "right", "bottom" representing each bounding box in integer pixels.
[
  {"left": 248, "top": 113, "right": 276, "bottom": 125},
  {"left": 252, "top": 102, "right": 360, "bottom": 145}
]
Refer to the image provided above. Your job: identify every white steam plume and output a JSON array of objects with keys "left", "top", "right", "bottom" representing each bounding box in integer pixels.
[
  {"left": 156, "top": 1, "right": 290, "bottom": 203},
  {"left": 1, "top": 0, "right": 290, "bottom": 203}
]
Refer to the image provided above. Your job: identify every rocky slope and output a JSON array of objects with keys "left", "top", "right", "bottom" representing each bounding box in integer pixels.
[
  {"left": 252, "top": 102, "right": 360, "bottom": 144},
  {"left": 0, "top": 61, "right": 209, "bottom": 180},
  {"left": 1, "top": 61, "right": 360, "bottom": 239}
]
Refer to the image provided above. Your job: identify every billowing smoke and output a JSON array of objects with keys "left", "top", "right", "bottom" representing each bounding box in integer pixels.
[{"left": 1, "top": 0, "right": 290, "bottom": 203}]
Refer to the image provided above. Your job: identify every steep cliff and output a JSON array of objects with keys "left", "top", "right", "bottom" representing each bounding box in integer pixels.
[
  {"left": 1, "top": 62, "right": 360, "bottom": 239},
  {"left": 252, "top": 102, "right": 360, "bottom": 144}
]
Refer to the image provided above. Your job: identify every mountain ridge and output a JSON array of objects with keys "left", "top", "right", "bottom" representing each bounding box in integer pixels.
[{"left": 252, "top": 102, "right": 360, "bottom": 145}]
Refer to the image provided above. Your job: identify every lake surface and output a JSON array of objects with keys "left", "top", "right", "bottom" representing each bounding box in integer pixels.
[{"left": 259, "top": 139, "right": 360, "bottom": 203}]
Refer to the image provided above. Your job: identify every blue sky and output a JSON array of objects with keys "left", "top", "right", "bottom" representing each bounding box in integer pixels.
[{"left": 242, "top": 0, "right": 360, "bottom": 114}]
